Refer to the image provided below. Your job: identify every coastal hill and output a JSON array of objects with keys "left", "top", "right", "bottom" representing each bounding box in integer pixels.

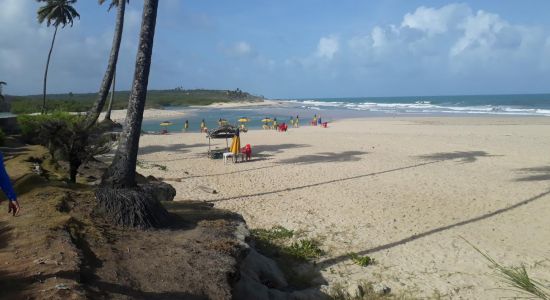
[{"left": 6, "top": 88, "right": 264, "bottom": 114}]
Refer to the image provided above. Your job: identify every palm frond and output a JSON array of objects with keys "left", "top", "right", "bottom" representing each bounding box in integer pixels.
[{"left": 37, "top": 0, "right": 80, "bottom": 28}]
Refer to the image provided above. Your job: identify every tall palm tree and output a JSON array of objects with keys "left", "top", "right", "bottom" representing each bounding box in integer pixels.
[
  {"left": 84, "top": 0, "right": 129, "bottom": 127},
  {"left": 37, "top": 0, "right": 80, "bottom": 114},
  {"left": 0, "top": 81, "right": 6, "bottom": 101},
  {"left": 104, "top": 67, "right": 116, "bottom": 121},
  {"left": 97, "top": 0, "right": 164, "bottom": 229}
]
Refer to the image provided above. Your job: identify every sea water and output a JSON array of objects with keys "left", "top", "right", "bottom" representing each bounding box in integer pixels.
[{"left": 141, "top": 93, "right": 550, "bottom": 132}]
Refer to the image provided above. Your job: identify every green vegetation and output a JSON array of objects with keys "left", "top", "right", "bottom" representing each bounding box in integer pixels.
[
  {"left": 464, "top": 238, "right": 550, "bottom": 299},
  {"left": 250, "top": 226, "right": 324, "bottom": 289},
  {"left": 17, "top": 112, "right": 113, "bottom": 183},
  {"left": 8, "top": 89, "right": 264, "bottom": 114},
  {"left": 349, "top": 253, "right": 375, "bottom": 267}
]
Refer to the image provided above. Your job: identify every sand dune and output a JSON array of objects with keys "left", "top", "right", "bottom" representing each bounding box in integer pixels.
[{"left": 136, "top": 116, "right": 550, "bottom": 298}]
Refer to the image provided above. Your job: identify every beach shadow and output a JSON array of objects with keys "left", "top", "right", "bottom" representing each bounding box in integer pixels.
[
  {"left": 253, "top": 144, "right": 310, "bottom": 158},
  {"left": 416, "top": 151, "right": 500, "bottom": 163},
  {"left": 0, "top": 221, "right": 12, "bottom": 250},
  {"left": 416, "top": 151, "right": 496, "bottom": 163},
  {"left": 206, "top": 160, "right": 441, "bottom": 203},
  {"left": 163, "top": 201, "right": 243, "bottom": 230},
  {"left": 89, "top": 280, "right": 206, "bottom": 300},
  {"left": 318, "top": 189, "right": 550, "bottom": 268},
  {"left": 277, "top": 151, "right": 367, "bottom": 165},
  {"left": 515, "top": 166, "right": 550, "bottom": 182},
  {"left": 139, "top": 143, "right": 208, "bottom": 156}
]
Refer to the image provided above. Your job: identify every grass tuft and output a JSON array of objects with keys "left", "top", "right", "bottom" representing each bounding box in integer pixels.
[
  {"left": 287, "top": 239, "right": 324, "bottom": 261},
  {"left": 462, "top": 237, "right": 550, "bottom": 300},
  {"left": 348, "top": 253, "right": 375, "bottom": 267}
]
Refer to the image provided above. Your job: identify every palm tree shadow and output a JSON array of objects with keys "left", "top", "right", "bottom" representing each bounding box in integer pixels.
[
  {"left": 318, "top": 189, "right": 550, "bottom": 268},
  {"left": 277, "top": 151, "right": 368, "bottom": 165},
  {"left": 515, "top": 166, "right": 550, "bottom": 182},
  {"left": 253, "top": 144, "right": 310, "bottom": 158},
  {"left": 416, "top": 151, "right": 497, "bottom": 163}
]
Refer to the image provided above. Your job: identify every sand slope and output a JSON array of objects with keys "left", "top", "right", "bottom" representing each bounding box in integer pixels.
[{"left": 137, "top": 116, "right": 550, "bottom": 299}]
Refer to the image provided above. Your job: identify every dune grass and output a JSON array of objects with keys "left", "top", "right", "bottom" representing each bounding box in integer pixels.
[{"left": 463, "top": 238, "right": 550, "bottom": 299}]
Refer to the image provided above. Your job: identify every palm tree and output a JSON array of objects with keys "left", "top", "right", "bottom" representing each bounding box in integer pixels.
[
  {"left": 37, "top": 0, "right": 80, "bottom": 114},
  {"left": 0, "top": 81, "right": 6, "bottom": 101},
  {"left": 104, "top": 67, "right": 116, "bottom": 121},
  {"left": 97, "top": 0, "right": 166, "bottom": 228},
  {"left": 84, "top": 0, "right": 128, "bottom": 127}
]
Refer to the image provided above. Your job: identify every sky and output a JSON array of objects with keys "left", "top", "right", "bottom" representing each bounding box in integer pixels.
[{"left": 2, "top": 0, "right": 550, "bottom": 99}]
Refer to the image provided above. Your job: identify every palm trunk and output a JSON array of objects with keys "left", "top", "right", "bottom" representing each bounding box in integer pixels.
[
  {"left": 42, "top": 26, "right": 58, "bottom": 115},
  {"left": 102, "top": 0, "right": 158, "bottom": 188},
  {"left": 104, "top": 67, "right": 116, "bottom": 120},
  {"left": 85, "top": 0, "right": 126, "bottom": 128}
]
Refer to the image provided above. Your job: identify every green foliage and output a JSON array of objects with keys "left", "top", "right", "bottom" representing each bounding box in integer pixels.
[
  {"left": 17, "top": 112, "right": 81, "bottom": 144},
  {"left": 250, "top": 226, "right": 324, "bottom": 289},
  {"left": 0, "top": 128, "right": 5, "bottom": 146},
  {"left": 464, "top": 238, "right": 550, "bottom": 299},
  {"left": 287, "top": 239, "right": 324, "bottom": 261},
  {"left": 250, "top": 226, "right": 294, "bottom": 241},
  {"left": 348, "top": 253, "right": 375, "bottom": 267},
  {"left": 9, "top": 89, "right": 264, "bottom": 114},
  {"left": 37, "top": 0, "right": 80, "bottom": 28},
  {"left": 17, "top": 112, "right": 113, "bottom": 182}
]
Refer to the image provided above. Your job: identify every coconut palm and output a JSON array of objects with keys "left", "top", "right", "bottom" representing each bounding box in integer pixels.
[
  {"left": 0, "top": 81, "right": 6, "bottom": 101},
  {"left": 37, "top": 0, "right": 80, "bottom": 114},
  {"left": 97, "top": 0, "right": 166, "bottom": 228},
  {"left": 84, "top": 0, "right": 129, "bottom": 127}
]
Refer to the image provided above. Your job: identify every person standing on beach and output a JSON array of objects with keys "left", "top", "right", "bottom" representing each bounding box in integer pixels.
[
  {"left": 184, "top": 120, "right": 189, "bottom": 132},
  {"left": 295, "top": 115, "right": 299, "bottom": 128},
  {"left": 290, "top": 116, "right": 294, "bottom": 127},
  {"left": 273, "top": 118, "right": 278, "bottom": 130},
  {"left": 313, "top": 114, "right": 317, "bottom": 126},
  {"left": 200, "top": 119, "right": 206, "bottom": 132},
  {"left": 318, "top": 114, "right": 322, "bottom": 125},
  {"left": 0, "top": 152, "right": 20, "bottom": 216}
]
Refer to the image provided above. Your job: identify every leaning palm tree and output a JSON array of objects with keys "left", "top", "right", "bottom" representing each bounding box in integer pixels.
[
  {"left": 37, "top": 0, "right": 80, "bottom": 114},
  {"left": 84, "top": 0, "right": 129, "bottom": 128},
  {"left": 0, "top": 81, "right": 6, "bottom": 101},
  {"left": 96, "top": 0, "right": 167, "bottom": 228}
]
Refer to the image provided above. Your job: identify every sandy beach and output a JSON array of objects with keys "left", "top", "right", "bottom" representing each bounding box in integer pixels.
[{"left": 135, "top": 116, "right": 550, "bottom": 298}]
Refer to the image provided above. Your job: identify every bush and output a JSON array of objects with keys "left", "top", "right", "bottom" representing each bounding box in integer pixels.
[
  {"left": 17, "top": 112, "right": 82, "bottom": 144},
  {"left": 17, "top": 112, "right": 113, "bottom": 182}
]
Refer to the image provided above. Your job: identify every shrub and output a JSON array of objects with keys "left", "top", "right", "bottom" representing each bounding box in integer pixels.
[
  {"left": 348, "top": 253, "right": 375, "bottom": 267},
  {"left": 17, "top": 112, "right": 82, "bottom": 144}
]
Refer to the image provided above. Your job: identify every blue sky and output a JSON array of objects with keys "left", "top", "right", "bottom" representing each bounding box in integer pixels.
[{"left": 2, "top": 0, "right": 550, "bottom": 98}]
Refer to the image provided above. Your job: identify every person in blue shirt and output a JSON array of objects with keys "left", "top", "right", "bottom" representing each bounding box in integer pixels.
[{"left": 0, "top": 152, "right": 20, "bottom": 216}]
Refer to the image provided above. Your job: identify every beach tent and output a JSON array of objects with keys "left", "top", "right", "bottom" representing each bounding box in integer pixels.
[{"left": 207, "top": 125, "right": 238, "bottom": 157}]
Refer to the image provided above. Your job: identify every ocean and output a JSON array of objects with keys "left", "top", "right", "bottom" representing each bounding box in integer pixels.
[{"left": 138, "top": 93, "right": 550, "bottom": 132}]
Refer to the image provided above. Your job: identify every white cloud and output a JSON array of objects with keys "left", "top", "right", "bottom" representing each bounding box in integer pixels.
[
  {"left": 316, "top": 36, "right": 339, "bottom": 59},
  {"left": 402, "top": 4, "right": 471, "bottom": 35},
  {"left": 224, "top": 41, "right": 253, "bottom": 57}
]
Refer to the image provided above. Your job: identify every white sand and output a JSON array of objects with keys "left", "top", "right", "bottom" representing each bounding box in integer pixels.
[{"left": 136, "top": 116, "right": 550, "bottom": 298}]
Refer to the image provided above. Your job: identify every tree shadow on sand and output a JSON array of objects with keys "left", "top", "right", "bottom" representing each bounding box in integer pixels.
[
  {"left": 253, "top": 144, "right": 310, "bottom": 158},
  {"left": 138, "top": 143, "right": 208, "bottom": 155},
  {"left": 277, "top": 151, "right": 367, "bottom": 165},
  {"left": 416, "top": 150, "right": 497, "bottom": 163},
  {"left": 515, "top": 166, "right": 550, "bottom": 182},
  {"left": 318, "top": 188, "right": 550, "bottom": 268}
]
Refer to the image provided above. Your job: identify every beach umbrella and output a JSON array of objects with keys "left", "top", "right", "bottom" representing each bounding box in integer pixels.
[
  {"left": 238, "top": 117, "right": 249, "bottom": 123},
  {"left": 160, "top": 121, "right": 174, "bottom": 133},
  {"left": 261, "top": 118, "right": 272, "bottom": 123}
]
